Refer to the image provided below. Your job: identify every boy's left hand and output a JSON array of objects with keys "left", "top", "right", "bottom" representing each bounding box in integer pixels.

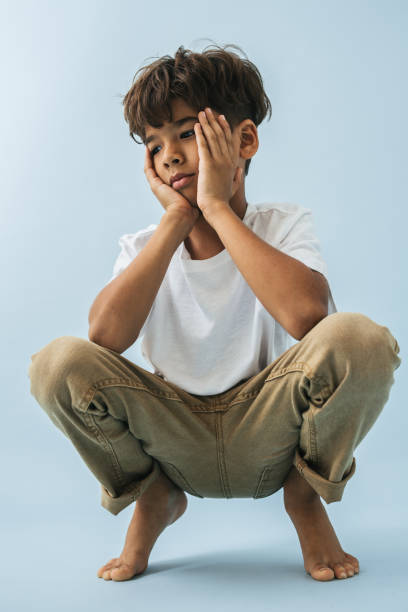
[{"left": 194, "top": 108, "right": 243, "bottom": 222}]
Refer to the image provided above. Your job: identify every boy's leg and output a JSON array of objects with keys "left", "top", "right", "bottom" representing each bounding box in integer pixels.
[
  {"left": 221, "top": 311, "right": 401, "bottom": 581},
  {"left": 222, "top": 311, "right": 401, "bottom": 503},
  {"left": 28, "top": 335, "right": 216, "bottom": 515},
  {"left": 27, "top": 335, "right": 219, "bottom": 581}
]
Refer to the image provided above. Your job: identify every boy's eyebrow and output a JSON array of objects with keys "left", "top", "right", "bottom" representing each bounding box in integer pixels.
[{"left": 144, "top": 115, "right": 198, "bottom": 145}]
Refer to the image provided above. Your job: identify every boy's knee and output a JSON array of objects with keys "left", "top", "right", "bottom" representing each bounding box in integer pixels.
[
  {"left": 319, "top": 312, "right": 401, "bottom": 374},
  {"left": 28, "top": 335, "right": 92, "bottom": 403}
]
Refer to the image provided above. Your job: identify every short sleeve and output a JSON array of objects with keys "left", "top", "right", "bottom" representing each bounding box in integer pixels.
[
  {"left": 277, "top": 207, "right": 328, "bottom": 277},
  {"left": 277, "top": 207, "right": 337, "bottom": 314},
  {"left": 105, "top": 234, "right": 137, "bottom": 286},
  {"left": 104, "top": 228, "right": 158, "bottom": 338}
]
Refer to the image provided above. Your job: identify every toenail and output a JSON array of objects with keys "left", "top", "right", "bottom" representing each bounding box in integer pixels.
[
  {"left": 340, "top": 572, "right": 347, "bottom": 578},
  {"left": 347, "top": 570, "right": 354, "bottom": 576}
]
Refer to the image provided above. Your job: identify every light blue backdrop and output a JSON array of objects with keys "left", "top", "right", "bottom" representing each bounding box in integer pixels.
[{"left": 2, "top": 0, "right": 407, "bottom": 610}]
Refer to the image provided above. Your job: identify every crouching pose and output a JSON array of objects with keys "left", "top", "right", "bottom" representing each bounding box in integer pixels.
[{"left": 28, "top": 43, "right": 401, "bottom": 583}]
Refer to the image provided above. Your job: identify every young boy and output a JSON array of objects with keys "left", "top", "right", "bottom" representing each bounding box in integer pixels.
[{"left": 28, "top": 44, "right": 401, "bottom": 583}]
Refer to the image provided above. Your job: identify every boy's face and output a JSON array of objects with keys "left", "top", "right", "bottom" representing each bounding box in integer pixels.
[{"left": 144, "top": 98, "right": 233, "bottom": 206}]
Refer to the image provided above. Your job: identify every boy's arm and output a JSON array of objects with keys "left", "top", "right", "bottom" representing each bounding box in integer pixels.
[
  {"left": 88, "top": 214, "right": 188, "bottom": 353},
  {"left": 205, "top": 206, "right": 329, "bottom": 341}
]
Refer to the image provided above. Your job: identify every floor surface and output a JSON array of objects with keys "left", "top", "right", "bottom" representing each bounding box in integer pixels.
[{"left": 2, "top": 493, "right": 407, "bottom": 612}]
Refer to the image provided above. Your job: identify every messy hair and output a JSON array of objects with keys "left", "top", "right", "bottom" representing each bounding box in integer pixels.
[{"left": 122, "top": 43, "right": 272, "bottom": 176}]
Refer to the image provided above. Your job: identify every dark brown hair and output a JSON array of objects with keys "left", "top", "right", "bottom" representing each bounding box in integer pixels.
[{"left": 122, "top": 43, "right": 272, "bottom": 176}]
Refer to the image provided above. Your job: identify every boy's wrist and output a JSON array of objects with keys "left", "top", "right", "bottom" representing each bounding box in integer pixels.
[
  {"left": 202, "top": 200, "right": 233, "bottom": 229},
  {"left": 158, "top": 213, "right": 191, "bottom": 249}
]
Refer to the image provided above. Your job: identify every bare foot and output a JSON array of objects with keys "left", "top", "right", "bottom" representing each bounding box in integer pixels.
[
  {"left": 283, "top": 466, "right": 360, "bottom": 582},
  {"left": 97, "top": 471, "right": 187, "bottom": 581}
]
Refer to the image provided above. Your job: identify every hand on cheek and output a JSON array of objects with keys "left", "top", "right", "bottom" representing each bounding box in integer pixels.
[
  {"left": 144, "top": 145, "right": 200, "bottom": 216},
  {"left": 194, "top": 108, "right": 243, "bottom": 220}
]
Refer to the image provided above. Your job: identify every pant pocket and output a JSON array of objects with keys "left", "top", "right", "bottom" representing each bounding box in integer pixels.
[{"left": 159, "top": 460, "right": 204, "bottom": 498}]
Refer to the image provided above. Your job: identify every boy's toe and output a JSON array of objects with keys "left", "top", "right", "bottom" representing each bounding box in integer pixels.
[
  {"left": 333, "top": 563, "right": 348, "bottom": 579},
  {"left": 310, "top": 564, "right": 335, "bottom": 581},
  {"left": 343, "top": 562, "right": 355, "bottom": 577},
  {"left": 345, "top": 552, "right": 359, "bottom": 573}
]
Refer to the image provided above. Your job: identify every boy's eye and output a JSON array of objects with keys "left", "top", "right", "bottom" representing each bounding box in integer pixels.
[
  {"left": 151, "top": 129, "right": 195, "bottom": 156},
  {"left": 181, "top": 129, "right": 195, "bottom": 138}
]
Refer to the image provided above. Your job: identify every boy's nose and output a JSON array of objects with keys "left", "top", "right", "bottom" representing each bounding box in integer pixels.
[{"left": 164, "top": 151, "right": 183, "bottom": 164}]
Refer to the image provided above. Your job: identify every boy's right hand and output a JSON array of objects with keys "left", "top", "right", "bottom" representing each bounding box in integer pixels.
[{"left": 144, "top": 147, "right": 200, "bottom": 237}]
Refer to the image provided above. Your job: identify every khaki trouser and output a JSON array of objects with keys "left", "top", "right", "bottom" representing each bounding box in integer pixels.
[{"left": 27, "top": 312, "right": 401, "bottom": 516}]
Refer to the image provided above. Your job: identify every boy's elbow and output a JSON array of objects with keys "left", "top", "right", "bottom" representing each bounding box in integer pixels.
[
  {"left": 88, "top": 329, "right": 130, "bottom": 354},
  {"left": 294, "top": 306, "right": 329, "bottom": 341}
]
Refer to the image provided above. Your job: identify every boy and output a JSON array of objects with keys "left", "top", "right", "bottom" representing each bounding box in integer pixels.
[{"left": 28, "top": 44, "right": 401, "bottom": 583}]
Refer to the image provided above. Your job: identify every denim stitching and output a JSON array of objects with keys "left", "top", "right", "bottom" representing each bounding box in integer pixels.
[
  {"left": 264, "top": 362, "right": 308, "bottom": 382},
  {"left": 215, "top": 413, "right": 232, "bottom": 498},
  {"left": 81, "top": 411, "right": 126, "bottom": 490},
  {"left": 191, "top": 407, "right": 228, "bottom": 413},
  {"left": 308, "top": 412, "right": 319, "bottom": 466},
  {"left": 228, "top": 386, "right": 265, "bottom": 405},
  {"left": 205, "top": 384, "right": 280, "bottom": 411},
  {"left": 79, "top": 378, "right": 203, "bottom": 412},
  {"left": 254, "top": 466, "right": 271, "bottom": 498},
  {"left": 265, "top": 362, "right": 330, "bottom": 391}
]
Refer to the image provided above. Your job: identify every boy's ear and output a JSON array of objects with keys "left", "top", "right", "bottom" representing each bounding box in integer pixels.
[{"left": 236, "top": 119, "right": 259, "bottom": 161}]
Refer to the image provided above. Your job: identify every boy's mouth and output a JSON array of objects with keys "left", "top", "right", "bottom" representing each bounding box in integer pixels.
[{"left": 171, "top": 173, "right": 195, "bottom": 190}]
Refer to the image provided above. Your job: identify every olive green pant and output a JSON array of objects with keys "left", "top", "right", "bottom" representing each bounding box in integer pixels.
[{"left": 27, "top": 312, "right": 401, "bottom": 516}]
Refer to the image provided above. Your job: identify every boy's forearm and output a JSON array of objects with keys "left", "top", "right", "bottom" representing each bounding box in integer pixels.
[
  {"left": 207, "top": 205, "right": 328, "bottom": 340},
  {"left": 88, "top": 216, "right": 185, "bottom": 353}
]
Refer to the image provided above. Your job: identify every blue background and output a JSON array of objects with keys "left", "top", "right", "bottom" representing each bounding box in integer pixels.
[{"left": 2, "top": 0, "right": 406, "bottom": 610}]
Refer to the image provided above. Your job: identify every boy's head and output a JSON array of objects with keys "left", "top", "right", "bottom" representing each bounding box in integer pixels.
[{"left": 122, "top": 44, "right": 272, "bottom": 180}]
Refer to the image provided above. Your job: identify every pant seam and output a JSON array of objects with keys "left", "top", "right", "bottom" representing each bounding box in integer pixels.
[
  {"left": 79, "top": 380, "right": 202, "bottom": 412},
  {"left": 264, "top": 362, "right": 309, "bottom": 382},
  {"left": 81, "top": 410, "right": 127, "bottom": 490},
  {"left": 265, "top": 362, "right": 330, "bottom": 392},
  {"left": 215, "top": 413, "right": 232, "bottom": 498},
  {"left": 308, "top": 412, "right": 319, "bottom": 465}
]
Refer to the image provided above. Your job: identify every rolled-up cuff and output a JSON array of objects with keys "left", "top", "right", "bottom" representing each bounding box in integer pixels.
[
  {"left": 293, "top": 449, "right": 356, "bottom": 504},
  {"left": 101, "top": 461, "right": 162, "bottom": 516}
]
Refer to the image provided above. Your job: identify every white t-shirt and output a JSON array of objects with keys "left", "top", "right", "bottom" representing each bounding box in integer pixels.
[{"left": 106, "top": 202, "right": 337, "bottom": 396}]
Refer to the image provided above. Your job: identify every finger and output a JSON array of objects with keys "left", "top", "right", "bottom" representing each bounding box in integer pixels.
[
  {"left": 144, "top": 147, "right": 155, "bottom": 182},
  {"left": 144, "top": 146, "right": 164, "bottom": 191},
  {"left": 217, "top": 114, "right": 235, "bottom": 161},
  {"left": 198, "top": 109, "right": 222, "bottom": 158},
  {"left": 194, "top": 120, "right": 211, "bottom": 159},
  {"left": 204, "top": 108, "right": 229, "bottom": 158},
  {"left": 144, "top": 146, "right": 154, "bottom": 173}
]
